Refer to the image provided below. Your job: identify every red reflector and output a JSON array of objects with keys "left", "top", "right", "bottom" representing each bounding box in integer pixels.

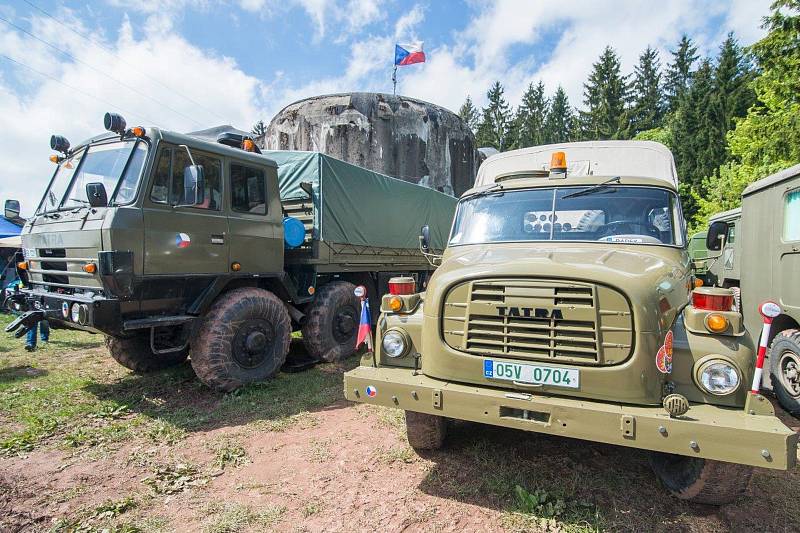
[
  {"left": 692, "top": 290, "right": 734, "bottom": 311},
  {"left": 388, "top": 276, "right": 416, "bottom": 295}
]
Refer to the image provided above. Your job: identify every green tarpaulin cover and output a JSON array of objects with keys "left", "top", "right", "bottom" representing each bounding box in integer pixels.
[{"left": 265, "top": 151, "right": 456, "bottom": 250}]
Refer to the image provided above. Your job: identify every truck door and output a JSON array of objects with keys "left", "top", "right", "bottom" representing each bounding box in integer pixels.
[
  {"left": 777, "top": 186, "right": 800, "bottom": 314},
  {"left": 143, "top": 145, "right": 229, "bottom": 275},
  {"left": 226, "top": 161, "right": 283, "bottom": 274}
]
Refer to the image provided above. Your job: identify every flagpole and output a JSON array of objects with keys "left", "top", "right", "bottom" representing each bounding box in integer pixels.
[{"left": 392, "top": 65, "right": 397, "bottom": 95}]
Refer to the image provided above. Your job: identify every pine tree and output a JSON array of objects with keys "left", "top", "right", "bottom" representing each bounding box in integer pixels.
[
  {"left": 664, "top": 35, "right": 699, "bottom": 113},
  {"left": 580, "top": 46, "right": 631, "bottom": 140},
  {"left": 458, "top": 96, "right": 480, "bottom": 133},
  {"left": 476, "top": 82, "right": 513, "bottom": 151},
  {"left": 251, "top": 120, "right": 267, "bottom": 137},
  {"left": 713, "top": 32, "right": 755, "bottom": 132},
  {"left": 630, "top": 46, "right": 665, "bottom": 135},
  {"left": 544, "top": 86, "right": 574, "bottom": 144},
  {"left": 513, "top": 82, "right": 549, "bottom": 148}
]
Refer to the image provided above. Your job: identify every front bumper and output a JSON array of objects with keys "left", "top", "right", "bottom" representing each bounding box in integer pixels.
[
  {"left": 19, "top": 287, "right": 121, "bottom": 335},
  {"left": 344, "top": 365, "right": 798, "bottom": 470}
]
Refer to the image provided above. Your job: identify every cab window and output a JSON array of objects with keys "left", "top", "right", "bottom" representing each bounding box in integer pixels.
[
  {"left": 230, "top": 163, "right": 267, "bottom": 215},
  {"left": 785, "top": 189, "right": 800, "bottom": 241},
  {"left": 150, "top": 147, "right": 222, "bottom": 210}
]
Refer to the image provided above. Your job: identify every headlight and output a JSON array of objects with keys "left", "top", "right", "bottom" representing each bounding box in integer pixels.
[
  {"left": 382, "top": 329, "right": 410, "bottom": 358},
  {"left": 696, "top": 359, "right": 740, "bottom": 395}
]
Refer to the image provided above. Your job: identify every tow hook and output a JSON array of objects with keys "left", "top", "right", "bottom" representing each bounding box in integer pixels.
[{"left": 4, "top": 310, "right": 49, "bottom": 338}]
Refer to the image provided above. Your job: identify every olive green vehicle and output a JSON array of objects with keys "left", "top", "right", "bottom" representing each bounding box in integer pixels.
[
  {"left": 344, "top": 141, "right": 798, "bottom": 505},
  {"left": 705, "top": 163, "right": 800, "bottom": 415},
  {"left": 6, "top": 113, "right": 455, "bottom": 391}
]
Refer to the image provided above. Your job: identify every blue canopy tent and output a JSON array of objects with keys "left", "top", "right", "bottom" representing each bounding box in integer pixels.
[{"left": 0, "top": 217, "right": 22, "bottom": 238}]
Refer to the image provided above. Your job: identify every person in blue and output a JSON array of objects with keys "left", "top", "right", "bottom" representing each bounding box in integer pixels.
[{"left": 25, "top": 317, "right": 49, "bottom": 351}]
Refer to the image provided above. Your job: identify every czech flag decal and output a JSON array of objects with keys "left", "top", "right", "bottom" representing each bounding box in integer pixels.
[
  {"left": 176, "top": 233, "right": 191, "bottom": 248},
  {"left": 655, "top": 330, "right": 673, "bottom": 374},
  {"left": 365, "top": 385, "right": 377, "bottom": 398}
]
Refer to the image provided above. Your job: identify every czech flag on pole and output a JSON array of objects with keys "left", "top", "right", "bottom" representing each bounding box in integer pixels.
[
  {"left": 356, "top": 298, "right": 373, "bottom": 352},
  {"left": 395, "top": 42, "right": 426, "bottom": 66}
]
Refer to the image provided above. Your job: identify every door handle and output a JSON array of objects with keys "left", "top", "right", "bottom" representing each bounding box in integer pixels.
[{"left": 210, "top": 234, "right": 225, "bottom": 245}]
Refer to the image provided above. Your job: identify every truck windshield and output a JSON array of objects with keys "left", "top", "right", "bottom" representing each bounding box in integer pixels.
[
  {"left": 37, "top": 140, "right": 147, "bottom": 213},
  {"left": 449, "top": 186, "right": 684, "bottom": 247}
]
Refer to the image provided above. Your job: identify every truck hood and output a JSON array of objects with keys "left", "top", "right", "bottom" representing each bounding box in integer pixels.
[{"left": 426, "top": 243, "right": 691, "bottom": 334}]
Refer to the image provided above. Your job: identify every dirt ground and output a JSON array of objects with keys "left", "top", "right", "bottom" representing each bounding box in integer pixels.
[{"left": 2, "top": 323, "right": 800, "bottom": 532}]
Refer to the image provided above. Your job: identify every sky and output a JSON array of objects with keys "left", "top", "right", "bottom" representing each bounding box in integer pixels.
[{"left": 0, "top": 0, "right": 772, "bottom": 216}]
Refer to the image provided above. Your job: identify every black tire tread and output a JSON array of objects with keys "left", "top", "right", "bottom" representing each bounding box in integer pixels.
[
  {"left": 191, "top": 287, "right": 291, "bottom": 392},
  {"left": 105, "top": 334, "right": 187, "bottom": 373},
  {"left": 301, "top": 281, "right": 359, "bottom": 363},
  {"left": 769, "top": 328, "right": 800, "bottom": 415},
  {"left": 649, "top": 452, "right": 752, "bottom": 505},
  {"left": 405, "top": 411, "right": 447, "bottom": 451}
]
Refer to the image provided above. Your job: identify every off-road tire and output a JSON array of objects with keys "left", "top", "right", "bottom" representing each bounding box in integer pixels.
[
  {"left": 769, "top": 329, "right": 800, "bottom": 415},
  {"left": 105, "top": 334, "right": 188, "bottom": 373},
  {"left": 648, "top": 452, "right": 752, "bottom": 505},
  {"left": 301, "top": 281, "right": 360, "bottom": 362},
  {"left": 405, "top": 411, "right": 447, "bottom": 451},
  {"left": 192, "top": 287, "right": 291, "bottom": 392}
]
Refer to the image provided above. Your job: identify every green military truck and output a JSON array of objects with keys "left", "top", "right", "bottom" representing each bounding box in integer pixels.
[
  {"left": 7, "top": 113, "right": 455, "bottom": 391},
  {"left": 344, "top": 141, "right": 798, "bottom": 504},
  {"left": 705, "top": 164, "right": 800, "bottom": 415}
]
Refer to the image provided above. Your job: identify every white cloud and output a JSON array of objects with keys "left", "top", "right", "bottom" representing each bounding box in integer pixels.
[
  {"left": 400, "top": 0, "right": 772, "bottom": 114},
  {"left": 0, "top": 12, "right": 267, "bottom": 216}
]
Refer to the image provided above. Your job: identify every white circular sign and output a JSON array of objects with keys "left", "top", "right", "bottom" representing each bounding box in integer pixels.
[
  {"left": 353, "top": 285, "right": 366, "bottom": 298},
  {"left": 760, "top": 301, "right": 781, "bottom": 318}
]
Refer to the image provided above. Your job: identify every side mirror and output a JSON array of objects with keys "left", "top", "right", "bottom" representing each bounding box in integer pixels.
[
  {"left": 706, "top": 221, "right": 728, "bottom": 251},
  {"left": 85, "top": 183, "right": 108, "bottom": 207},
  {"left": 182, "top": 165, "right": 205, "bottom": 206},
  {"left": 420, "top": 225, "right": 431, "bottom": 252},
  {"left": 300, "top": 181, "right": 314, "bottom": 199},
  {"left": 4, "top": 199, "right": 20, "bottom": 220}
]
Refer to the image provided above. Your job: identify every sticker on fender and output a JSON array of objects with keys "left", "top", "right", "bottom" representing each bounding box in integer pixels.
[{"left": 484, "top": 360, "right": 579, "bottom": 389}]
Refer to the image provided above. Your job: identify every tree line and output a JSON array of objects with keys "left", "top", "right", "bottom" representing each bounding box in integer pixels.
[{"left": 459, "top": 0, "right": 800, "bottom": 230}]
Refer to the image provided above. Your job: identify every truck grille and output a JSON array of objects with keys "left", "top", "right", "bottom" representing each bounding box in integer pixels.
[
  {"left": 441, "top": 278, "right": 633, "bottom": 366},
  {"left": 27, "top": 247, "right": 101, "bottom": 292}
]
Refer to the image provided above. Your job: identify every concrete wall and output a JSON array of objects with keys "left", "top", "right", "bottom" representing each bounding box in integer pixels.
[{"left": 259, "top": 93, "right": 479, "bottom": 196}]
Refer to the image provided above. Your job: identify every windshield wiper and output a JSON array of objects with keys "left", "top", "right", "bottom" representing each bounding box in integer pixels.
[
  {"left": 68, "top": 197, "right": 90, "bottom": 206},
  {"left": 468, "top": 183, "right": 504, "bottom": 199},
  {"left": 562, "top": 176, "right": 621, "bottom": 199}
]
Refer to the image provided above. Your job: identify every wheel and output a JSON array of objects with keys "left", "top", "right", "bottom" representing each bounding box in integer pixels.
[
  {"left": 301, "top": 281, "right": 360, "bottom": 362},
  {"left": 405, "top": 411, "right": 447, "bottom": 451},
  {"left": 191, "top": 287, "right": 291, "bottom": 392},
  {"left": 105, "top": 334, "right": 188, "bottom": 373},
  {"left": 648, "top": 452, "right": 752, "bottom": 505},
  {"left": 769, "top": 329, "right": 800, "bottom": 415}
]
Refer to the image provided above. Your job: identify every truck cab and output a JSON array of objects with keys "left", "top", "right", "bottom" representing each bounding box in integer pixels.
[{"left": 344, "top": 141, "right": 797, "bottom": 505}]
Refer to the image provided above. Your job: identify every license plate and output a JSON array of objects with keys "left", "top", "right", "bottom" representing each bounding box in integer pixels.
[{"left": 483, "top": 359, "right": 579, "bottom": 389}]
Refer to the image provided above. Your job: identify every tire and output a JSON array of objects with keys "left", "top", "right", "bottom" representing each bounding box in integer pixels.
[
  {"left": 769, "top": 329, "right": 800, "bottom": 415},
  {"left": 191, "top": 287, "right": 291, "bottom": 392},
  {"left": 405, "top": 411, "right": 447, "bottom": 451},
  {"left": 648, "top": 452, "right": 752, "bottom": 505},
  {"left": 301, "top": 281, "right": 360, "bottom": 362},
  {"left": 105, "top": 334, "right": 188, "bottom": 373}
]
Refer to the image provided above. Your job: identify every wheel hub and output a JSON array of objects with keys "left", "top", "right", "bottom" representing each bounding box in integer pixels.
[
  {"left": 232, "top": 320, "right": 275, "bottom": 369},
  {"left": 779, "top": 351, "right": 800, "bottom": 397},
  {"left": 332, "top": 306, "right": 357, "bottom": 343}
]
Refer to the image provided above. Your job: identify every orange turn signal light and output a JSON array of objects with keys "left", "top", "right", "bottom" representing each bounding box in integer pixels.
[
  {"left": 231, "top": 262, "right": 242, "bottom": 272},
  {"left": 388, "top": 296, "right": 403, "bottom": 312},
  {"left": 242, "top": 139, "right": 256, "bottom": 152},
  {"left": 131, "top": 126, "right": 146, "bottom": 138},
  {"left": 49, "top": 154, "right": 60, "bottom": 163},
  {"left": 17, "top": 261, "right": 28, "bottom": 270},
  {"left": 694, "top": 278, "right": 704, "bottom": 288},
  {"left": 550, "top": 151, "right": 567, "bottom": 171},
  {"left": 82, "top": 263, "right": 97, "bottom": 274},
  {"left": 705, "top": 313, "right": 729, "bottom": 334}
]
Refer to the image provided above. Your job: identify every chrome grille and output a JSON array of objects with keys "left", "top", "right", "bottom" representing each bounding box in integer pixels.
[{"left": 442, "top": 279, "right": 634, "bottom": 366}]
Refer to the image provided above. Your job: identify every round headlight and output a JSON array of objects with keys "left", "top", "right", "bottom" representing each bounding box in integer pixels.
[
  {"left": 697, "top": 359, "right": 740, "bottom": 395},
  {"left": 382, "top": 329, "right": 409, "bottom": 358},
  {"left": 70, "top": 303, "right": 81, "bottom": 323}
]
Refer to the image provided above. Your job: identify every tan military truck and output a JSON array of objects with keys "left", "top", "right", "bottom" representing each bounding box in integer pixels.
[
  {"left": 706, "top": 163, "right": 800, "bottom": 415},
  {"left": 344, "top": 141, "right": 798, "bottom": 504}
]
